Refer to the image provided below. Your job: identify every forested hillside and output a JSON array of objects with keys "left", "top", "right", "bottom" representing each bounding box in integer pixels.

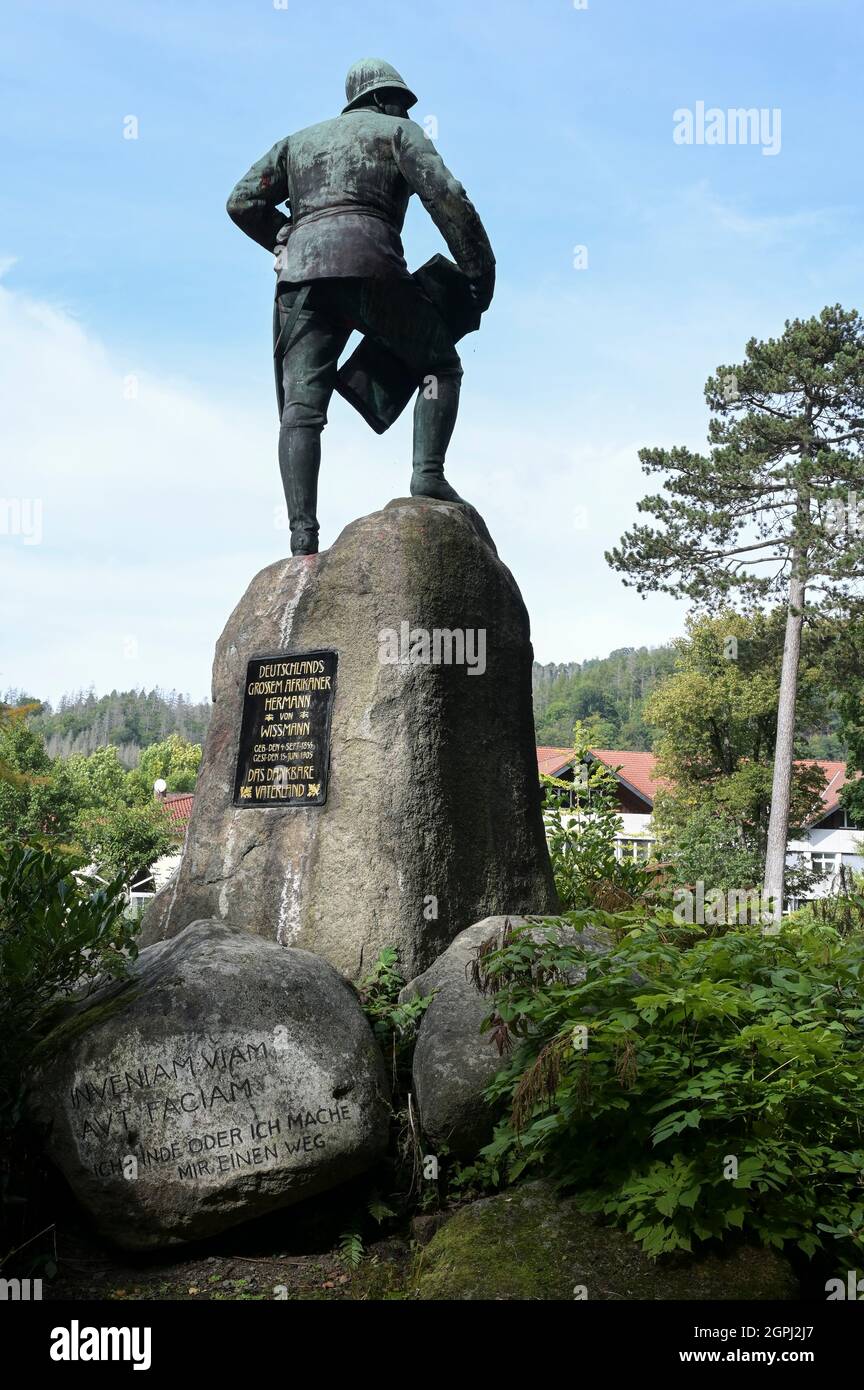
[
  {"left": 11, "top": 658, "right": 665, "bottom": 765},
  {"left": 5, "top": 632, "right": 846, "bottom": 768},
  {"left": 1, "top": 687, "right": 211, "bottom": 767},
  {"left": 532, "top": 643, "right": 846, "bottom": 756},
  {"left": 533, "top": 646, "right": 679, "bottom": 748}
]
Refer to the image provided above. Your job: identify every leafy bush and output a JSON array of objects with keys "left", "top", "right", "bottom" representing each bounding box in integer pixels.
[
  {"left": 352, "top": 949, "right": 437, "bottom": 1218},
  {"left": 74, "top": 802, "right": 175, "bottom": 880},
  {"left": 542, "top": 735, "right": 658, "bottom": 911},
  {"left": 1, "top": 703, "right": 197, "bottom": 884},
  {"left": 0, "top": 705, "right": 78, "bottom": 847},
  {"left": 655, "top": 803, "right": 766, "bottom": 893},
  {"left": 786, "top": 871, "right": 864, "bottom": 937},
  {"left": 356, "top": 947, "right": 433, "bottom": 1096},
  {"left": 126, "top": 734, "right": 202, "bottom": 800},
  {"left": 469, "top": 913, "right": 864, "bottom": 1269}
]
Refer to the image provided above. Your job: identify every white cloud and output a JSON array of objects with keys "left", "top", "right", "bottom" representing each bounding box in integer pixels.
[{"left": 668, "top": 181, "right": 840, "bottom": 246}]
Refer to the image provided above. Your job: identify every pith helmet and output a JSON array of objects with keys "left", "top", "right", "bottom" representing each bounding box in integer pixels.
[{"left": 342, "top": 58, "right": 418, "bottom": 113}]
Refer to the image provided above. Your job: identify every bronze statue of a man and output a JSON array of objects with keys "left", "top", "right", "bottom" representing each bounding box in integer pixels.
[{"left": 227, "top": 58, "right": 496, "bottom": 555}]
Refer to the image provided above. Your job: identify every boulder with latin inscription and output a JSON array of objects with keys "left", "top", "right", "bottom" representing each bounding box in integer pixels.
[
  {"left": 141, "top": 496, "right": 558, "bottom": 980},
  {"left": 27, "top": 919, "right": 390, "bottom": 1250}
]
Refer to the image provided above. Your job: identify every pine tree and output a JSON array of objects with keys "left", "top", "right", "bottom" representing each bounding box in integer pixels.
[{"left": 607, "top": 305, "right": 864, "bottom": 908}]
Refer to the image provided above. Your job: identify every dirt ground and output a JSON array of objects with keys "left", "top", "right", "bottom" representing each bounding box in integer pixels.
[
  {"left": 46, "top": 1232, "right": 412, "bottom": 1301},
  {"left": 36, "top": 1185, "right": 445, "bottom": 1301}
]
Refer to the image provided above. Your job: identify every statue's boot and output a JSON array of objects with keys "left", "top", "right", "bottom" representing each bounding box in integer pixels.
[
  {"left": 279, "top": 423, "right": 321, "bottom": 556},
  {"left": 409, "top": 370, "right": 465, "bottom": 504},
  {"left": 410, "top": 471, "right": 465, "bottom": 504}
]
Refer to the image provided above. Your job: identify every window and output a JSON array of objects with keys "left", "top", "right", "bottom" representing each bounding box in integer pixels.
[
  {"left": 617, "top": 838, "right": 653, "bottom": 863},
  {"left": 810, "top": 852, "right": 838, "bottom": 880}
]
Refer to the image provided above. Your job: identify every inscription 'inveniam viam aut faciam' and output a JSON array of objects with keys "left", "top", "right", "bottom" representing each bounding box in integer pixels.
[{"left": 69, "top": 1038, "right": 354, "bottom": 1182}]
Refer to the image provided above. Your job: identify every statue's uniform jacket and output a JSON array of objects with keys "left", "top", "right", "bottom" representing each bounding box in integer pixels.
[
  {"left": 226, "top": 109, "right": 495, "bottom": 283},
  {"left": 226, "top": 106, "right": 494, "bottom": 554}
]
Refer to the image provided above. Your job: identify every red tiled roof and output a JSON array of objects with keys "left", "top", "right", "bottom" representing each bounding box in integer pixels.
[
  {"left": 536, "top": 747, "right": 663, "bottom": 804},
  {"left": 794, "top": 760, "right": 850, "bottom": 821},
  {"left": 536, "top": 748, "right": 855, "bottom": 821},
  {"left": 160, "top": 792, "right": 194, "bottom": 829},
  {"left": 536, "top": 746, "right": 577, "bottom": 778},
  {"left": 591, "top": 749, "right": 666, "bottom": 806}
]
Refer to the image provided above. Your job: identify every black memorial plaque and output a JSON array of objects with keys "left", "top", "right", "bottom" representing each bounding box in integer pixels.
[{"left": 233, "top": 650, "right": 337, "bottom": 808}]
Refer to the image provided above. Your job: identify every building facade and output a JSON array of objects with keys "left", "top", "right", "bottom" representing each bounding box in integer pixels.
[{"left": 537, "top": 747, "right": 864, "bottom": 902}]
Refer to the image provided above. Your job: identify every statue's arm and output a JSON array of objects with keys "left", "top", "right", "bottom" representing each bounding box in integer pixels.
[
  {"left": 392, "top": 122, "right": 495, "bottom": 289},
  {"left": 226, "top": 140, "right": 291, "bottom": 251}
]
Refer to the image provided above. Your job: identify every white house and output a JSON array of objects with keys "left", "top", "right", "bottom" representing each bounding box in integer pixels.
[{"left": 537, "top": 747, "right": 863, "bottom": 903}]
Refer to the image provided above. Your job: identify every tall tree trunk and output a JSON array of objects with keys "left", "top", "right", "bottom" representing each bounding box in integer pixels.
[{"left": 764, "top": 564, "right": 806, "bottom": 913}]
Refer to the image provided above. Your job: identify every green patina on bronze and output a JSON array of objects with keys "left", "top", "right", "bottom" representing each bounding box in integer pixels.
[{"left": 227, "top": 59, "right": 495, "bottom": 557}]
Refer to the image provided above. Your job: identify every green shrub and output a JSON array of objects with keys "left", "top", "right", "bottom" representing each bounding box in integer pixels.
[
  {"left": 542, "top": 738, "right": 659, "bottom": 912},
  {"left": 785, "top": 873, "right": 864, "bottom": 937},
  {"left": 468, "top": 913, "right": 864, "bottom": 1269},
  {"left": 356, "top": 947, "right": 433, "bottom": 1096},
  {"left": 73, "top": 802, "right": 174, "bottom": 880}
]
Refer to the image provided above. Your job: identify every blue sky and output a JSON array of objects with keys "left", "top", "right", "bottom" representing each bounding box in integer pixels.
[{"left": 2, "top": 0, "right": 862, "bottom": 703}]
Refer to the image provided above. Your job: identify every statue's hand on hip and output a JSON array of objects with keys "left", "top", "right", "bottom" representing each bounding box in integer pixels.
[{"left": 274, "top": 221, "right": 292, "bottom": 273}]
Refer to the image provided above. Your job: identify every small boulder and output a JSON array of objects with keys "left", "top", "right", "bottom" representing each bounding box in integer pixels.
[
  {"left": 28, "top": 920, "right": 390, "bottom": 1250},
  {"left": 413, "top": 1182, "right": 799, "bottom": 1301},
  {"left": 401, "top": 916, "right": 608, "bottom": 1157}
]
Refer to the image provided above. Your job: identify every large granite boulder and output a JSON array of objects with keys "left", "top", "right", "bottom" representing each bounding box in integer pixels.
[
  {"left": 413, "top": 1182, "right": 800, "bottom": 1301},
  {"left": 27, "top": 920, "right": 390, "bottom": 1250},
  {"left": 142, "top": 498, "right": 557, "bottom": 980},
  {"left": 401, "top": 916, "right": 609, "bottom": 1157}
]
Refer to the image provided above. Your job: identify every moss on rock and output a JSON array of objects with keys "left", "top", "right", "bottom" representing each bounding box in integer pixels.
[
  {"left": 32, "top": 981, "right": 143, "bottom": 1062},
  {"left": 412, "top": 1182, "right": 799, "bottom": 1301}
]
